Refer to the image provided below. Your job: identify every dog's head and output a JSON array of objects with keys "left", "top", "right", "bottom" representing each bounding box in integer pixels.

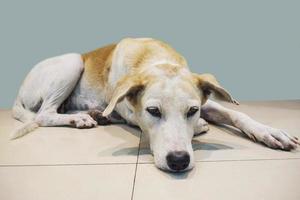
[{"left": 103, "top": 69, "right": 237, "bottom": 172}]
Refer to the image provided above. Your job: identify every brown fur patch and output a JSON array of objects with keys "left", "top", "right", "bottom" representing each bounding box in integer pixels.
[
  {"left": 120, "top": 38, "right": 188, "bottom": 70},
  {"left": 87, "top": 110, "right": 111, "bottom": 125},
  {"left": 191, "top": 73, "right": 236, "bottom": 104},
  {"left": 126, "top": 84, "right": 146, "bottom": 105},
  {"left": 132, "top": 47, "right": 151, "bottom": 68},
  {"left": 156, "top": 63, "right": 183, "bottom": 77},
  {"left": 70, "top": 120, "right": 76, "bottom": 127},
  {"left": 103, "top": 73, "right": 155, "bottom": 116},
  {"left": 82, "top": 44, "right": 116, "bottom": 87}
]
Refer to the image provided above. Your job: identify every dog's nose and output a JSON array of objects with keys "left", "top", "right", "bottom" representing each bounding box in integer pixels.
[{"left": 166, "top": 151, "right": 190, "bottom": 171}]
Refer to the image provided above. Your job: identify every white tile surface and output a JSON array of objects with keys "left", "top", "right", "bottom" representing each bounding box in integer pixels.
[
  {"left": 133, "top": 160, "right": 300, "bottom": 200},
  {"left": 0, "top": 164, "right": 136, "bottom": 200},
  {"left": 0, "top": 111, "right": 140, "bottom": 165}
]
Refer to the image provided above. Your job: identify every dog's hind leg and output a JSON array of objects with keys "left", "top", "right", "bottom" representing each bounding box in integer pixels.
[
  {"left": 200, "top": 100, "right": 299, "bottom": 150},
  {"left": 11, "top": 54, "right": 96, "bottom": 139},
  {"left": 33, "top": 54, "right": 97, "bottom": 128}
]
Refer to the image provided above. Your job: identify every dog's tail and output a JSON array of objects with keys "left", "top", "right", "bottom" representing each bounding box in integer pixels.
[
  {"left": 10, "top": 121, "right": 39, "bottom": 140},
  {"left": 10, "top": 99, "right": 39, "bottom": 140}
]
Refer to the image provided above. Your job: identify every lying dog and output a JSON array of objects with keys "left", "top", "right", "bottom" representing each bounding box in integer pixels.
[{"left": 12, "top": 38, "right": 299, "bottom": 172}]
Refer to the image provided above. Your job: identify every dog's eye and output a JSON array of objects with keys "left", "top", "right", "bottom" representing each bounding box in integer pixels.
[
  {"left": 187, "top": 106, "right": 199, "bottom": 118},
  {"left": 146, "top": 107, "right": 161, "bottom": 118}
]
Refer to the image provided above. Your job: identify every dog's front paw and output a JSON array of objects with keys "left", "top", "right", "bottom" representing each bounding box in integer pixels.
[
  {"left": 244, "top": 125, "right": 299, "bottom": 151},
  {"left": 194, "top": 118, "right": 209, "bottom": 136},
  {"left": 87, "top": 110, "right": 112, "bottom": 125},
  {"left": 70, "top": 114, "right": 97, "bottom": 128}
]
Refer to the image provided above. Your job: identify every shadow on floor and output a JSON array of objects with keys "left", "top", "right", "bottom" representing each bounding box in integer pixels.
[
  {"left": 98, "top": 122, "right": 253, "bottom": 157},
  {"left": 192, "top": 140, "right": 233, "bottom": 151}
]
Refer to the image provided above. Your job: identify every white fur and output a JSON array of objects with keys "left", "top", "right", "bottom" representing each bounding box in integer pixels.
[
  {"left": 201, "top": 100, "right": 299, "bottom": 150},
  {"left": 134, "top": 78, "right": 201, "bottom": 170},
  {"left": 11, "top": 53, "right": 97, "bottom": 139},
  {"left": 151, "top": 59, "right": 182, "bottom": 67}
]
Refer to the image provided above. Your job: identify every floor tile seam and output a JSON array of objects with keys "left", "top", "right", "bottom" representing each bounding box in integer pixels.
[
  {"left": 130, "top": 132, "right": 142, "bottom": 200},
  {"left": 0, "top": 162, "right": 137, "bottom": 167}
]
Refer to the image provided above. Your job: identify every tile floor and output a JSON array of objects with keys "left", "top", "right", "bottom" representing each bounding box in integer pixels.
[{"left": 0, "top": 100, "right": 299, "bottom": 200}]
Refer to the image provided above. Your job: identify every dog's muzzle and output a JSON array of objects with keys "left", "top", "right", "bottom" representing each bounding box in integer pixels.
[{"left": 166, "top": 151, "right": 190, "bottom": 171}]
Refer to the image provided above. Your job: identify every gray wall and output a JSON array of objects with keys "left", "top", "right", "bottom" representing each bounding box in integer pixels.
[{"left": 0, "top": 0, "right": 299, "bottom": 108}]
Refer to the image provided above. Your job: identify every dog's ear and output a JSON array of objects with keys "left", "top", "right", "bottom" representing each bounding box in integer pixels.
[
  {"left": 102, "top": 75, "right": 147, "bottom": 117},
  {"left": 193, "top": 73, "right": 239, "bottom": 105}
]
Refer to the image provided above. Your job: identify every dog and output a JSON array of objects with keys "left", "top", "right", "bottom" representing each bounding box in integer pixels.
[{"left": 12, "top": 37, "right": 299, "bottom": 172}]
